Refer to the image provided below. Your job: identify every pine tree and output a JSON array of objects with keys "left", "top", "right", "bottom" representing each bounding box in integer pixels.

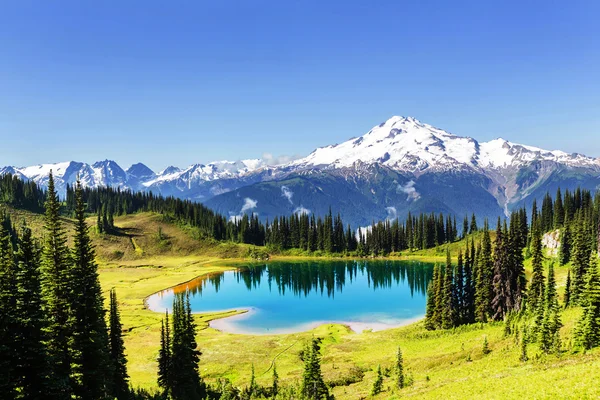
[
  {"left": 571, "top": 220, "right": 592, "bottom": 304},
  {"left": 272, "top": 363, "right": 279, "bottom": 397},
  {"left": 475, "top": 224, "right": 493, "bottom": 322},
  {"left": 558, "top": 225, "right": 571, "bottom": 266},
  {"left": 371, "top": 364, "right": 383, "bottom": 396},
  {"left": 396, "top": 346, "right": 404, "bottom": 389},
  {"left": 40, "top": 172, "right": 73, "bottom": 398},
  {"left": 109, "top": 289, "right": 130, "bottom": 399},
  {"left": 574, "top": 263, "right": 600, "bottom": 350},
  {"left": 157, "top": 311, "right": 172, "bottom": 395},
  {"left": 14, "top": 224, "right": 50, "bottom": 399},
  {"left": 424, "top": 265, "right": 438, "bottom": 330},
  {"left": 170, "top": 293, "right": 204, "bottom": 400},
  {"left": 455, "top": 250, "right": 465, "bottom": 323},
  {"left": 70, "top": 178, "right": 112, "bottom": 399},
  {"left": 564, "top": 269, "right": 572, "bottom": 308},
  {"left": 540, "top": 263, "right": 562, "bottom": 353},
  {"left": 0, "top": 222, "right": 17, "bottom": 399},
  {"left": 491, "top": 220, "right": 510, "bottom": 321},
  {"left": 302, "top": 337, "right": 329, "bottom": 399},
  {"left": 528, "top": 227, "right": 546, "bottom": 312},
  {"left": 441, "top": 250, "right": 456, "bottom": 329}
]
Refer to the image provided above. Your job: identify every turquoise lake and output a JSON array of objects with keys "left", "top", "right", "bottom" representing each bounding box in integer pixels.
[{"left": 146, "top": 260, "right": 434, "bottom": 334}]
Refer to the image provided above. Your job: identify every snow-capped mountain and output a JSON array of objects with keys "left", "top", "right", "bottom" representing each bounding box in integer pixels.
[
  {"left": 2, "top": 116, "right": 599, "bottom": 227},
  {"left": 293, "top": 116, "right": 598, "bottom": 173}
]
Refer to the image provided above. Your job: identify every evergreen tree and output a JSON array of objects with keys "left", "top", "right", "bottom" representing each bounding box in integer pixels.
[
  {"left": 0, "top": 222, "right": 17, "bottom": 399},
  {"left": 301, "top": 337, "right": 329, "bottom": 399},
  {"left": 539, "top": 263, "right": 562, "bottom": 353},
  {"left": 157, "top": 311, "right": 172, "bottom": 395},
  {"left": 109, "top": 289, "right": 130, "bottom": 399},
  {"left": 14, "top": 225, "right": 50, "bottom": 399},
  {"left": 272, "top": 363, "right": 279, "bottom": 397},
  {"left": 475, "top": 224, "right": 493, "bottom": 322},
  {"left": 396, "top": 346, "right": 404, "bottom": 389},
  {"left": 40, "top": 172, "right": 73, "bottom": 398},
  {"left": 441, "top": 250, "right": 456, "bottom": 329},
  {"left": 470, "top": 214, "right": 478, "bottom": 234},
  {"left": 558, "top": 225, "right": 571, "bottom": 266},
  {"left": 571, "top": 219, "right": 592, "bottom": 303},
  {"left": 528, "top": 227, "right": 546, "bottom": 312},
  {"left": 70, "top": 178, "right": 112, "bottom": 399},
  {"left": 424, "top": 265, "right": 438, "bottom": 330},
  {"left": 170, "top": 293, "right": 204, "bottom": 400},
  {"left": 371, "top": 365, "right": 383, "bottom": 396},
  {"left": 564, "top": 269, "right": 572, "bottom": 308},
  {"left": 574, "top": 263, "right": 600, "bottom": 350},
  {"left": 491, "top": 220, "right": 509, "bottom": 321}
]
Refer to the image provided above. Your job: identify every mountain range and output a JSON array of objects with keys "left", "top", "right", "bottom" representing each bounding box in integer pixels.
[{"left": 3, "top": 116, "right": 600, "bottom": 227}]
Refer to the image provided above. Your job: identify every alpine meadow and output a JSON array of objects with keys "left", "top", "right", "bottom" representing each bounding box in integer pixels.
[{"left": 2, "top": 1, "right": 600, "bottom": 399}]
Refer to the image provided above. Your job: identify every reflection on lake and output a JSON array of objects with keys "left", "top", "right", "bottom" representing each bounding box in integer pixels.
[{"left": 146, "top": 260, "right": 434, "bottom": 334}]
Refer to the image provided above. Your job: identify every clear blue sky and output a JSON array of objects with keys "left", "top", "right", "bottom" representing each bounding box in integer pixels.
[{"left": 1, "top": 0, "right": 599, "bottom": 171}]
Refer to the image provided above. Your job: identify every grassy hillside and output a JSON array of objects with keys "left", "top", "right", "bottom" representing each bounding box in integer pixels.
[{"left": 3, "top": 206, "right": 599, "bottom": 398}]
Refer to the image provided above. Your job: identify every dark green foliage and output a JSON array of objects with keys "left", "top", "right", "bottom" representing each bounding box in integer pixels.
[
  {"left": 0, "top": 221, "right": 17, "bottom": 399},
  {"left": 69, "top": 178, "right": 112, "bottom": 399},
  {"left": 272, "top": 363, "right": 279, "bottom": 397},
  {"left": 491, "top": 220, "right": 510, "bottom": 321},
  {"left": 14, "top": 225, "right": 51, "bottom": 399},
  {"left": 571, "top": 214, "right": 593, "bottom": 304},
  {"left": 396, "top": 346, "right": 404, "bottom": 390},
  {"left": 371, "top": 365, "right": 383, "bottom": 396},
  {"left": 0, "top": 173, "right": 45, "bottom": 212},
  {"left": 539, "top": 263, "right": 562, "bottom": 353},
  {"left": 109, "top": 289, "right": 130, "bottom": 399},
  {"left": 482, "top": 336, "right": 491, "bottom": 355},
  {"left": 564, "top": 269, "right": 572, "bottom": 308},
  {"left": 559, "top": 225, "right": 571, "bottom": 266},
  {"left": 157, "top": 312, "right": 172, "bottom": 394},
  {"left": 475, "top": 223, "right": 493, "bottom": 322},
  {"left": 574, "top": 263, "right": 600, "bottom": 350},
  {"left": 441, "top": 250, "right": 457, "bottom": 329},
  {"left": 528, "top": 227, "right": 545, "bottom": 312},
  {"left": 40, "top": 172, "right": 73, "bottom": 398},
  {"left": 301, "top": 337, "right": 330, "bottom": 400},
  {"left": 170, "top": 293, "right": 205, "bottom": 400}
]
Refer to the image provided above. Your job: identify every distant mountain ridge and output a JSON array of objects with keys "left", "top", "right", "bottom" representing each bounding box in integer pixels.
[{"left": 3, "top": 116, "right": 599, "bottom": 227}]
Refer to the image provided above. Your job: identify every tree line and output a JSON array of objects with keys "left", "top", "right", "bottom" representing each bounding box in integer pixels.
[{"left": 0, "top": 173, "right": 129, "bottom": 399}]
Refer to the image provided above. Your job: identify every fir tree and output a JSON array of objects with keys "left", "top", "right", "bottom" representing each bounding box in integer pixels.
[
  {"left": 301, "top": 337, "right": 329, "bottom": 399},
  {"left": 396, "top": 346, "right": 404, "bottom": 389},
  {"left": 540, "top": 263, "right": 562, "bottom": 353},
  {"left": 571, "top": 216, "right": 592, "bottom": 303},
  {"left": 558, "top": 225, "right": 571, "bottom": 266},
  {"left": 272, "top": 363, "right": 279, "bottom": 397},
  {"left": 424, "top": 265, "right": 438, "bottom": 330},
  {"left": 491, "top": 220, "right": 510, "bottom": 321},
  {"left": 70, "top": 178, "right": 112, "bottom": 399},
  {"left": 109, "top": 289, "right": 130, "bottom": 399},
  {"left": 475, "top": 224, "right": 493, "bottom": 322},
  {"left": 441, "top": 250, "right": 456, "bottom": 329},
  {"left": 0, "top": 222, "right": 17, "bottom": 399},
  {"left": 14, "top": 225, "right": 50, "bottom": 399},
  {"left": 574, "top": 263, "right": 600, "bottom": 350},
  {"left": 170, "top": 293, "right": 204, "bottom": 400},
  {"left": 40, "top": 172, "right": 73, "bottom": 398},
  {"left": 371, "top": 364, "right": 383, "bottom": 396},
  {"left": 528, "top": 227, "right": 546, "bottom": 312},
  {"left": 157, "top": 311, "right": 172, "bottom": 395},
  {"left": 564, "top": 269, "right": 572, "bottom": 308}
]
